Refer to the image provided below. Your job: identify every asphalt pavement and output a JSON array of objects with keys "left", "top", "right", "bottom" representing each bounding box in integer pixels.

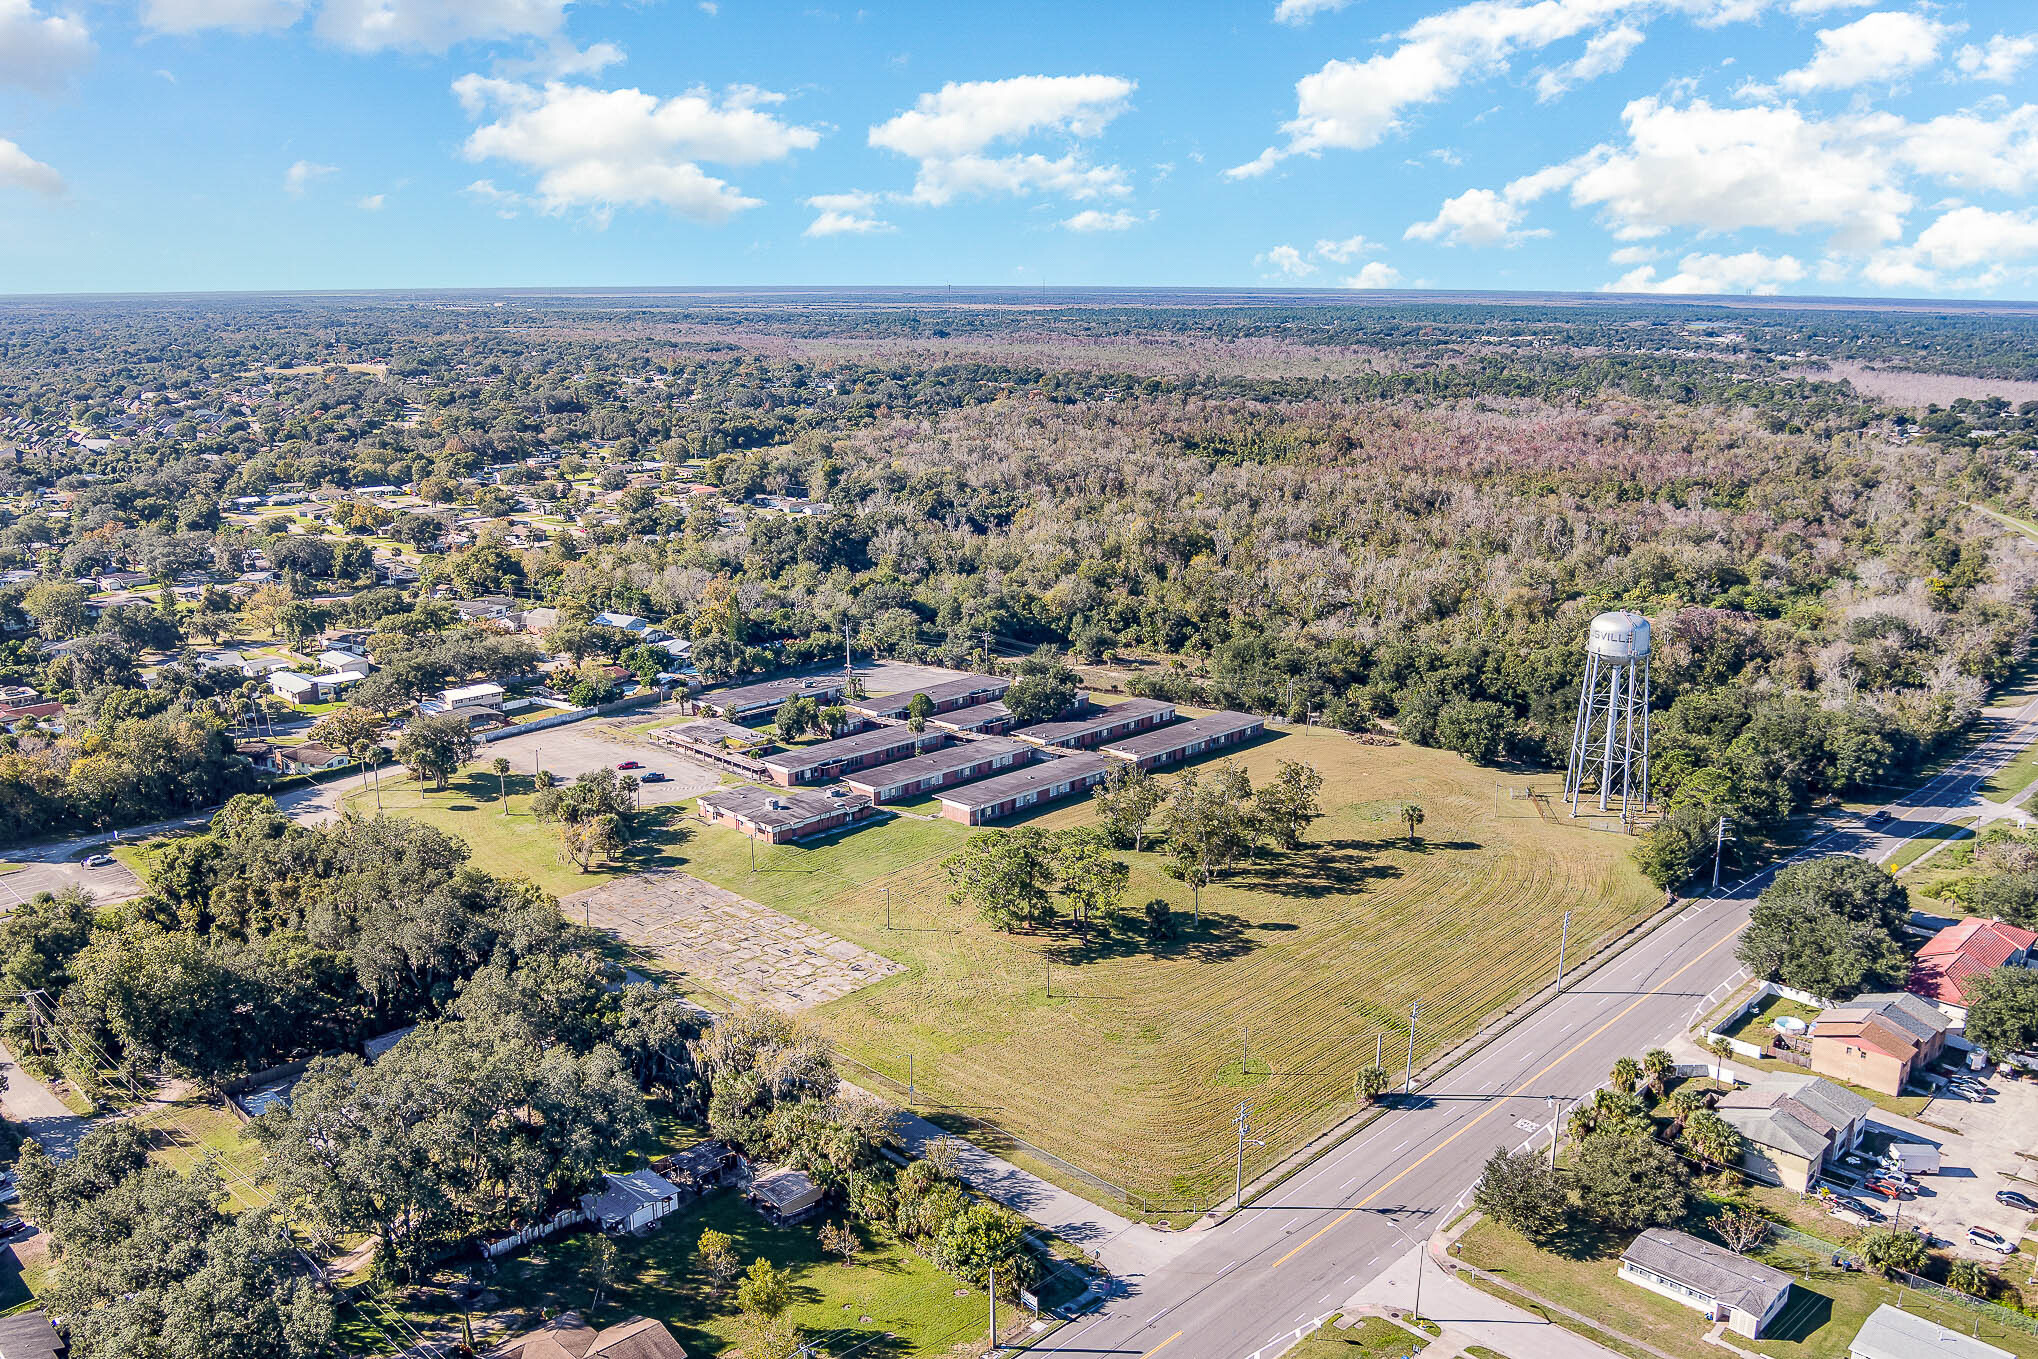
[{"left": 1034, "top": 693, "right": 2038, "bottom": 1359}]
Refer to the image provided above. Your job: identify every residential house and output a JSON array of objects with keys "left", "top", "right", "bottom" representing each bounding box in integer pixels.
[
  {"left": 1619, "top": 1228, "right": 1794, "bottom": 1340},
  {"left": 272, "top": 743, "right": 351, "bottom": 774},
  {"left": 426, "top": 681, "right": 506, "bottom": 713},
  {"left": 1848, "top": 1304, "right": 2009, "bottom": 1359},
  {"left": 747, "top": 1165, "right": 825, "bottom": 1225},
  {"left": 490, "top": 1313, "right": 687, "bottom": 1359},
  {"left": 1809, "top": 992, "right": 1952, "bottom": 1095},
  {"left": 238, "top": 655, "right": 293, "bottom": 678},
  {"left": 316, "top": 648, "right": 369, "bottom": 673},
  {"left": 0, "top": 1308, "right": 66, "bottom": 1359},
  {"left": 580, "top": 1168, "right": 683, "bottom": 1234},
  {"left": 592, "top": 611, "right": 650, "bottom": 633},
  {"left": 1715, "top": 1073, "right": 1872, "bottom": 1192},
  {"left": 1909, "top": 918, "right": 2038, "bottom": 1023}
]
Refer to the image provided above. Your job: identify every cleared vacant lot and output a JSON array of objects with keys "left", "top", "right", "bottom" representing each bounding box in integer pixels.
[
  {"left": 374, "top": 725, "right": 1657, "bottom": 1209},
  {"left": 659, "top": 727, "right": 1656, "bottom": 1209}
]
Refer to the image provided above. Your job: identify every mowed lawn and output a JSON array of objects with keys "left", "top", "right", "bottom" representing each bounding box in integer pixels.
[{"left": 365, "top": 728, "right": 1656, "bottom": 1207}]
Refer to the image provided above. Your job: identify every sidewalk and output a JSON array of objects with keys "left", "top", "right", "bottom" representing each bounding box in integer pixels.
[
  {"left": 880, "top": 1097, "right": 1196, "bottom": 1278},
  {"left": 1346, "top": 1240, "right": 1630, "bottom": 1359}
]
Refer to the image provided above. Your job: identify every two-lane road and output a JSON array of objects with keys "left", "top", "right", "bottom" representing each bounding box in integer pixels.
[{"left": 1036, "top": 695, "right": 2038, "bottom": 1359}]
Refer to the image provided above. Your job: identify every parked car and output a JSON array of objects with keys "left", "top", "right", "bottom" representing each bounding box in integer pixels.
[
  {"left": 617, "top": 760, "right": 643, "bottom": 770},
  {"left": 1969, "top": 1227, "right": 2016, "bottom": 1255},
  {"left": 0, "top": 1217, "right": 25, "bottom": 1240},
  {"left": 1996, "top": 1189, "right": 2038, "bottom": 1213},
  {"left": 639, "top": 770, "right": 669, "bottom": 783},
  {"left": 1866, "top": 1177, "right": 1911, "bottom": 1200},
  {"left": 83, "top": 853, "right": 113, "bottom": 867}
]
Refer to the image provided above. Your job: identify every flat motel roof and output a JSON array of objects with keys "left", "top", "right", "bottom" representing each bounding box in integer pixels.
[
  {"left": 850, "top": 674, "right": 1008, "bottom": 714},
  {"left": 939, "top": 752, "right": 1116, "bottom": 811},
  {"left": 846, "top": 737, "right": 1032, "bottom": 789},
  {"left": 761, "top": 724, "right": 933, "bottom": 774},
  {"left": 1012, "top": 697, "right": 1174, "bottom": 746},
  {"left": 1101, "top": 711, "right": 1264, "bottom": 760},
  {"left": 701, "top": 674, "right": 846, "bottom": 710}
]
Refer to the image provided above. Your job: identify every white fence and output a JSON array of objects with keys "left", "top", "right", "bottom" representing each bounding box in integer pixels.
[
  {"left": 1703, "top": 980, "right": 1832, "bottom": 1057},
  {"left": 480, "top": 1205, "right": 586, "bottom": 1259}
]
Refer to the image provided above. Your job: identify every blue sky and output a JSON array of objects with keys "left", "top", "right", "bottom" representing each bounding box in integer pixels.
[{"left": 1, "top": 0, "right": 2034, "bottom": 296}]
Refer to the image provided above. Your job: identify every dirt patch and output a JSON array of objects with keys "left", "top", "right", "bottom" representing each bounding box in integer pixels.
[{"left": 564, "top": 869, "right": 904, "bottom": 1010}]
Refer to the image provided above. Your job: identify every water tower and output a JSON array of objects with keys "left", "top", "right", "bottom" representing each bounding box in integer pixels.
[{"left": 1564, "top": 610, "right": 1652, "bottom": 818}]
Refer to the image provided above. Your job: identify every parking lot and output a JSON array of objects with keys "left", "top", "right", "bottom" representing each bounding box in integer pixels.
[
  {"left": 1831, "top": 1074, "right": 2038, "bottom": 1259},
  {"left": 0, "top": 856, "right": 145, "bottom": 908},
  {"left": 478, "top": 711, "right": 722, "bottom": 807}
]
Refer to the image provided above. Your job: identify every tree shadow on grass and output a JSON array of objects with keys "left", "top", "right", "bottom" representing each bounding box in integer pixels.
[
  {"left": 1038, "top": 910, "right": 1265, "bottom": 969},
  {"left": 1226, "top": 840, "right": 1402, "bottom": 898}
]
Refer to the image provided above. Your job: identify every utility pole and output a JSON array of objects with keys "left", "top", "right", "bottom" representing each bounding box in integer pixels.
[
  {"left": 988, "top": 1261, "right": 997, "bottom": 1352},
  {"left": 1713, "top": 816, "right": 1731, "bottom": 891},
  {"left": 1404, "top": 1001, "right": 1420, "bottom": 1094},
  {"left": 1376, "top": 1033, "right": 1384, "bottom": 1070},
  {"left": 884, "top": 885, "right": 891, "bottom": 929},
  {"left": 1555, "top": 910, "right": 1572, "bottom": 993},
  {"left": 1233, "top": 1100, "right": 1264, "bottom": 1211}
]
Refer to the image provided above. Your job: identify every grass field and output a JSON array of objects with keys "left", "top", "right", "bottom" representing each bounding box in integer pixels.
[
  {"left": 132, "top": 1095, "right": 273, "bottom": 1212},
  {"left": 1983, "top": 750, "right": 2038, "bottom": 804},
  {"left": 1290, "top": 1315, "right": 1429, "bottom": 1358},
  {"left": 1458, "top": 1216, "right": 2038, "bottom": 1359},
  {"left": 373, "top": 727, "right": 1658, "bottom": 1209}
]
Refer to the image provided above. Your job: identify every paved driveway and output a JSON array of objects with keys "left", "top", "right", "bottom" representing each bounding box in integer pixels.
[
  {"left": 478, "top": 718, "right": 721, "bottom": 807},
  {"left": 0, "top": 1039, "right": 88, "bottom": 1160}
]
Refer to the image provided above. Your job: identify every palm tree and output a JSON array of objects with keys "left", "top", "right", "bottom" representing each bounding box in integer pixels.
[
  {"left": 1400, "top": 802, "right": 1425, "bottom": 844},
  {"left": 1610, "top": 1056, "right": 1642, "bottom": 1094},
  {"left": 1669, "top": 1085, "right": 1710, "bottom": 1116},
  {"left": 1642, "top": 1047, "right": 1675, "bottom": 1093},
  {"left": 493, "top": 756, "right": 512, "bottom": 812},
  {"left": 1709, "top": 1036, "right": 1735, "bottom": 1081},
  {"left": 1681, "top": 1108, "right": 1745, "bottom": 1168}
]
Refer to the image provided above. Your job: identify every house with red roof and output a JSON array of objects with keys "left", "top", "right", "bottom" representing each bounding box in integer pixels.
[{"left": 1908, "top": 918, "right": 2038, "bottom": 1022}]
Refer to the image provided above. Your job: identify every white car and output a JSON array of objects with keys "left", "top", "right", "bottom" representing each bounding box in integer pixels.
[
  {"left": 1968, "top": 1227, "right": 2015, "bottom": 1255},
  {"left": 82, "top": 853, "right": 114, "bottom": 868}
]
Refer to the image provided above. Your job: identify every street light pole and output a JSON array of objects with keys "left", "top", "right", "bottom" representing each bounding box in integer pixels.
[
  {"left": 1404, "top": 1001, "right": 1420, "bottom": 1095},
  {"left": 988, "top": 1261, "right": 997, "bottom": 1352},
  {"left": 1233, "top": 1101, "right": 1264, "bottom": 1211},
  {"left": 1555, "top": 910, "right": 1572, "bottom": 993},
  {"left": 1713, "top": 816, "right": 1731, "bottom": 891}
]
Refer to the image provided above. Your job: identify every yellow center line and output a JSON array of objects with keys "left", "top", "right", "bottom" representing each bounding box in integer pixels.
[
  {"left": 1270, "top": 922, "right": 1743, "bottom": 1271},
  {"left": 1141, "top": 1330, "right": 1185, "bottom": 1359}
]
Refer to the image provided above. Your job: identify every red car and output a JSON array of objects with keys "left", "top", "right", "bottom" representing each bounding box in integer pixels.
[
  {"left": 1866, "top": 1177, "right": 1911, "bottom": 1200},
  {"left": 617, "top": 760, "right": 643, "bottom": 770}
]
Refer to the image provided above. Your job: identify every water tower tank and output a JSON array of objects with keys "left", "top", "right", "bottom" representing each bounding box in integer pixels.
[{"left": 1587, "top": 611, "right": 1652, "bottom": 661}]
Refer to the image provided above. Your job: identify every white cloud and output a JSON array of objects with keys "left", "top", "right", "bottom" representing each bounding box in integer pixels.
[
  {"left": 1610, "top": 249, "right": 1806, "bottom": 294},
  {"left": 1776, "top": 10, "right": 1951, "bottom": 93},
  {"left": 1864, "top": 206, "right": 2038, "bottom": 289},
  {"left": 1344, "top": 261, "right": 1402, "bottom": 288},
  {"left": 457, "top": 77, "right": 819, "bottom": 223},
  {"left": 1273, "top": 0, "right": 1356, "bottom": 24},
  {"left": 868, "top": 74, "right": 1136, "bottom": 207},
  {"left": 804, "top": 191, "right": 890, "bottom": 236},
  {"left": 0, "top": 137, "right": 62, "bottom": 195},
  {"left": 1405, "top": 186, "right": 1549, "bottom": 246},
  {"left": 1956, "top": 33, "right": 2038, "bottom": 83},
  {"left": 1565, "top": 97, "right": 1911, "bottom": 250},
  {"left": 1314, "top": 233, "right": 1375, "bottom": 262},
  {"left": 1258, "top": 244, "right": 1316, "bottom": 277},
  {"left": 1229, "top": 0, "right": 1704, "bottom": 178},
  {"left": 284, "top": 159, "right": 337, "bottom": 195},
  {"left": 1537, "top": 24, "right": 1645, "bottom": 101},
  {"left": 1786, "top": 0, "right": 1872, "bottom": 12},
  {"left": 1061, "top": 208, "right": 1142, "bottom": 231},
  {"left": 0, "top": 0, "right": 92, "bottom": 91},
  {"left": 316, "top": 0, "right": 570, "bottom": 53},
  {"left": 1608, "top": 244, "right": 1661, "bottom": 264},
  {"left": 1884, "top": 104, "right": 2038, "bottom": 194},
  {"left": 357, "top": 193, "right": 386, "bottom": 211},
  {"left": 464, "top": 178, "right": 526, "bottom": 217},
  {"left": 139, "top": 0, "right": 305, "bottom": 33}
]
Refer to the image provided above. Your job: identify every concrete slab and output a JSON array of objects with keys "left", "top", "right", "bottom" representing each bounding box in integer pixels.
[{"left": 565, "top": 869, "right": 903, "bottom": 1010}]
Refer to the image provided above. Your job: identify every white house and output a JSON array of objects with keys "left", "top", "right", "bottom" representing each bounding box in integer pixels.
[
  {"left": 269, "top": 671, "right": 323, "bottom": 704},
  {"left": 580, "top": 1169, "right": 682, "bottom": 1234},
  {"left": 240, "top": 655, "right": 293, "bottom": 678},
  {"left": 430, "top": 681, "right": 505, "bottom": 712},
  {"left": 316, "top": 649, "right": 369, "bottom": 673},
  {"left": 593, "top": 612, "right": 649, "bottom": 633},
  {"left": 1619, "top": 1229, "right": 1794, "bottom": 1340}
]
